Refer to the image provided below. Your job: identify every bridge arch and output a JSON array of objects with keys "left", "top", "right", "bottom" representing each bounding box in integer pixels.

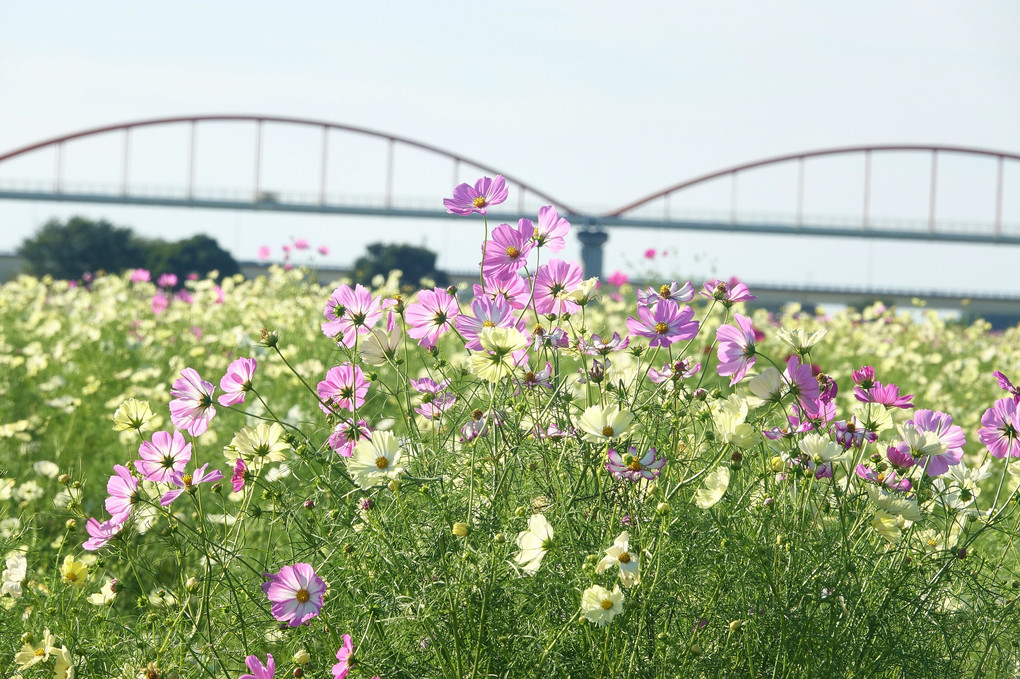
[{"left": 0, "top": 114, "right": 580, "bottom": 214}]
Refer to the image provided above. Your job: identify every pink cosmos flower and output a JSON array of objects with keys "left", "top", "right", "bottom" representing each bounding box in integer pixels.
[
  {"left": 317, "top": 364, "right": 370, "bottom": 413},
  {"left": 160, "top": 463, "right": 225, "bottom": 506},
  {"left": 294, "top": 238, "right": 309, "bottom": 250},
  {"left": 321, "top": 283, "right": 384, "bottom": 348},
  {"left": 533, "top": 259, "right": 583, "bottom": 316},
  {"left": 643, "top": 248, "right": 657, "bottom": 260},
  {"left": 257, "top": 246, "right": 271, "bottom": 260},
  {"left": 151, "top": 293, "right": 169, "bottom": 315},
  {"left": 473, "top": 273, "right": 530, "bottom": 309},
  {"left": 782, "top": 356, "right": 821, "bottom": 417},
  {"left": 636, "top": 281, "right": 694, "bottom": 308},
  {"left": 262, "top": 563, "right": 326, "bottom": 627},
  {"left": 135, "top": 430, "right": 192, "bottom": 483},
  {"left": 105, "top": 465, "right": 139, "bottom": 517},
  {"left": 186, "top": 273, "right": 199, "bottom": 281},
  {"left": 607, "top": 447, "right": 666, "bottom": 482},
  {"left": 581, "top": 332, "right": 630, "bottom": 356},
  {"left": 83, "top": 512, "right": 129, "bottom": 551},
  {"left": 910, "top": 409, "right": 966, "bottom": 477},
  {"left": 282, "top": 244, "right": 292, "bottom": 255},
  {"left": 993, "top": 371, "right": 1020, "bottom": 403},
  {"left": 169, "top": 368, "right": 217, "bottom": 436},
  {"left": 626, "top": 299, "right": 698, "bottom": 348},
  {"left": 701, "top": 279, "right": 756, "bottom": 306},
  {"left": 979, "top": 397, "right": 1020, "bottom": 459},
  {"left": 607, "top": 270, "right": 629, "bottom": 286},
  {"left": 231, "top": 458, "right": 248, "bottom": 492},
  {"left": 715, "top": 313, "right": 757, "bottom": 385},
  {"left": 854, "top": 381, "right": 914, "bottom": 409},
  {"left": 130, "top": 268, "right": 151, "bottom": 283},
  {"left": 328, "top": 420, "right": 371, "bottom": 458},
  {"left": 648, "top": 358, "right": 701, "bottom": 384},
  {"left": 410, "top": 377, "right": 451, "bottom": 394},
  {"left": 533, "top": 205, "right": 570, "bottom": 252},
  {"left": 332, "top": 634, "right": 354, "bottom": 679},
  {"left": 157, "top": 273, "right": 178, "bottom": 288},
  {"left": 415, "top": 393, "right": 457, "bottom": 420},
  {"left": 405, "top": 288, "right": 459, "bottom": 348},
  {"left": 454, "top": 295, "right": 522, "bottom": 351},
  {"left": 240, "top": 654, "right": 275, "bottom": 679},
  {"left": 318, "top": 244, "right": 330, "bottom": 256},
  {"left": 444, "top": 175, "right": 508, "bottom": 216},
  {"left": 885, "top": 442, "right": 917, "bottom": 469},
  {"left": 854, "top": 464, "right": 913, "bottom": 492},
  {"left": 219, "top": 357, "right": 257, "bottom": 407},
  {"left": 518, "top": 362, "right": 554, "bottom": 391},
  {"left": 482, "top": 219, "right": 534, "bottom": 278},
  {"left": 214, "top": 285, "right": 225, "bottom": 304},
  {"left": 852, "top": 366, "right": 876, "bottom": 389}
]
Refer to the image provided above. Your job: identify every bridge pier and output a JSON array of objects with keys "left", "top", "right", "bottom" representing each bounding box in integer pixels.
[{"left": 577, "top": 222, "right": 608, "bottom": 279}]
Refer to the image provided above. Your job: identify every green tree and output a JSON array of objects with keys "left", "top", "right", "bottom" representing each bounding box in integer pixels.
[
  {"left": 17, "top": 216, "right": 147, "bottom": 279},
  {"left": 144, "top": 234, "right": 240, "bottom": 281},
  {"left": 352, "top": 242, "right": 447, "bottom": 288}
]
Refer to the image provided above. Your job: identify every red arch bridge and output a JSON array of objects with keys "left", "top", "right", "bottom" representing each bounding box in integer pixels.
[{"left": 0, "top": 115, "right": 1018, "bottom": 278}]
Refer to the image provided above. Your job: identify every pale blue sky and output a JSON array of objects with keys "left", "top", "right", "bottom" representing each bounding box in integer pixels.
[{"left": 1, "top": 1, "right": 1018, "bottom": 292}]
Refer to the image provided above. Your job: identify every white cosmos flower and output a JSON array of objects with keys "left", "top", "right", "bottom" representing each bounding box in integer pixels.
[
  {"left": 346, "top": 430, "right": 404, "bottom": 489},
  {"left": 577, "top": 404, "right": 634, "bottom": 443},
  {"left": 867, "top": 486, "right": 922, "bottom": 522},
  {"left": 694, "top": 466, "right": 730, "bottom": 509},
  {"left": 88, "top": 577, "right": 118, "bottom": 606},
  {"left": 775, "top": 327, "right": 827, "bottom": 352},
  {"left": 798, "top": 433, "right": 846, "bottom": 464},
  {"left": 33, "top": 461, "right": 60, "bottom": 478},
  {"left": 872, "top": 510, "right": 907, "bottom": 543},
  {"left": 581, "top": 584, "right": 625, "bottom": 626},
  {"left": 595, "top": 531, "right": 640, "bottom": 587},
  {"left": 1, "top": 551, "right": 28, "bottom": 598},
  {"left": 514, "top": 513, "right": 554, "bottom": 575},
  {"left": 747, "top": 367, "right": 784, "bottom": 407}
]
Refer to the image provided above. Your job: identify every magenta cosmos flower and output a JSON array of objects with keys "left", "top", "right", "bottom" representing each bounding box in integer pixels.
[
  {"left": 160, "top": 463, "right": 225, "bottom": 506},
  {"left": 783, "top": 357, "right": 821, "bottom": 417},
  {"left": 606, "top": 270, "right": 629, "bottom": 286},
  {"left": 83, "top": 512, "right": 129, "bottom": 551},
  {"left": 979, "top": 396, "right": 1020, "bottom": 459},
  {"left": 231, "top": 458, "right": 248, "bottom": 492},
  {"left": 626, "top": 299, "right": 698, "bottom": 348},
  {"left": 130, "top": 268, "right": 151, "bottom": 283},
  {"left": 607, "top": 447, "right": 666, "bottom": 481},
  {"left": 328, "top": 419, "right": 372, "bottom": 458},
  {"left": 701, "top": 279, "right": 756, "bottom": 306},
  {"left": 169, "top": 368, "right": 217, "bottom": 436},
  {"left": 218, "top": 357, "right": 257, "bottom": 407},
  {"left": 240, "top": 654, "right": 275, "bottom": 679},
  {"left": 105, "top": 465, "right": 140, "bottom": 517},
  {"left": 321, "top": 283, "right": 383, "bottom": 348},
  {"left": 333, "top": 634, "right": 354, "bottom": 679},
  {"left": 715, "top": 313, "right": 757, "bottom": 385},
  {"left": 636, "top": 281, "right": 694, "bottom": 308},
  {"left": 482, "top": 219, "right": 534, "bottom": 278},
  {"left": 135, "top": 430, "right": 192, "bottom": 483},
  {"left": 405, "top": 288, "right": 459, "bottom": 348},
  {"left": 533, "top": 205, "right": 571, "bottom": 252},
  {"left": 317, "top": 364, "right": 370, "bottom": 414},
  {"left": 910, "top": 409, "right": 966, "bottom": 477},
  {"left": 444, "top": 175, "right": 508, "bottom": 215},
  {"left": 473, "top": 272, "right": 530, "bottom": 309},
  {"left": 157, "top": 273, "right": 178, "bottom": 288},
  {"left": 994, "top": 370, "right": 1020, "bottom": 403},
  {"left": 262, "top": 563, "right": 327, "bottom": 627},
  {"left": 533, "top": 259, "right": 583, "bottom": 316},
  {"left": 454, "top": 295, "right": 522, "bottom": 350}
]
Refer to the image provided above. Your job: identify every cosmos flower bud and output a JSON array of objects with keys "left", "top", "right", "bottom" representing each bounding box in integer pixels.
[
  {"left": 185, "top": 577, "right": 199, "bottom": 592},
  {"left": 452, "top": 522, "right": 469, "bottom": 537},
  {"left": 293, "top": 649, "right": 310, "bottom": 665}
]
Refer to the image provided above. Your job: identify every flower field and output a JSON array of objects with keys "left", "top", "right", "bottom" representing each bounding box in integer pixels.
[{"left": 2, "top": 177, "right": 1020, "bottom": 678}]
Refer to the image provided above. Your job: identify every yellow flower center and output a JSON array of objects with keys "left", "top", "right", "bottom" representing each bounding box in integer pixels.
[
  {"left": 375, "top": 456, "right": 390, "bottom": 470},
  {"left": 506, "top": 246, "right": 520, "bottom": 259},
  {"left": 182, "top": 474, "right": 193, "bottom": 486},
  {"left": 618, "top": 552, "right": 631, "bottom": 564},
  {"left": 600, "top": 598, "right": 614, "bottom": 610},
  {"left": 65, "top": 570, "right": 78, "bottom": 581},
  {"left": 628, "top": 459, "right": 643, "bottom": 472},
  {"left": 35, "top": 647, "right": 46, "bottom": 657},
  {"left": 659, "top": 284, "right": 671, "bottom": 296},
  {"left": 295, "top": 588, "right": 310, "bottom": 603},
  {"left": 601, "top": 425, "right": 615, "bottom": 437},
  {"left": 483, "top": 320, "right": 496, "bottom": 328},
  {"left": 654, "top": 322, "right": 669, "bottom": 335},
  {"left": 472, "top": 196, "right": 487, "bottom": 208}
]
